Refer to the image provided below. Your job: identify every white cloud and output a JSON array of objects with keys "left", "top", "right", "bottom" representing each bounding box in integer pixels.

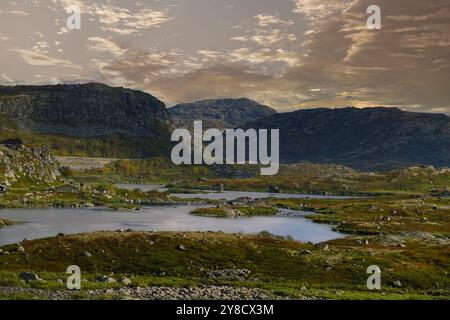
[
  {"left": 13, "top": 49, "right": 80, "bottom": 69},
  {"left": 255, "top": 14, "right": 294, "bottom": 27},
  {"left": 1, "top": 73, "right": 14, "bottom": 83},
  {"left": 87, "top": 37, "right": 128, "bottom": 57},
  {"left": 53, "top": 0, "right": 172, "bottom": 35},
  {"left": 8, "top": 10, "right": 30, "bottom": 16}
]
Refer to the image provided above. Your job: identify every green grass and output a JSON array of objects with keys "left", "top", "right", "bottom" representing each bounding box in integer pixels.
[
  {"left": 0, "top": 219, "right": 17, "bottom": 228},
  {"left": 192, "top": 206, "right": 278, "bottom": 218},
  {"left": 268, "top": 196, "right": 450, "bottom": 236},
  {"left": 0, "top": 231, "right": 448, "bottom": 300}
]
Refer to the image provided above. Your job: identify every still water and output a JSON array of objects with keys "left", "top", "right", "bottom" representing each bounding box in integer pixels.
[{"left": 0, "top": 205, "right": 345, "bottom": 246}]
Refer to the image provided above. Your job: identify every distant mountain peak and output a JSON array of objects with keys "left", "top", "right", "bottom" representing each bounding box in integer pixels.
[{"left": 169, "top": 98, "right": 277, "bottom": 129}]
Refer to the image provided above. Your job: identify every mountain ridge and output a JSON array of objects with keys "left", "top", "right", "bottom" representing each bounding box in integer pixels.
[
  {"left": 242, "top": 106, "right": 450, "bottom": 171},
  {"left": 0, "top": 83, "right": 171, "bottom": 138},
  {"left": 1, "top": 83, "right": 449, "bottom": 171}
]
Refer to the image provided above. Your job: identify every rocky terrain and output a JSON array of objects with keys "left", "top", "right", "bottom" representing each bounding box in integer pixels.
[
  {"left": 169, "top": 98, "right": 276, "bottom": 129},
  {"left": 243, "top": 107, "right": 450, "bottom": 171},
  {"left": 0, "top": 141, "right": 60, "bottom": 187},
  {"left": 0, "top": 285, "right": 287, "bottom": 300},
  {"left": 55, "top": 156, "right": 116, "bottom": 171},
  {"left": 0, "top": 83, "right": 172, "bottom": 138}
]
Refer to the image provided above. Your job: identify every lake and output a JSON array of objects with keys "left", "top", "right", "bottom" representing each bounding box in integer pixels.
[
  {"left": 0, "top": 205, "right": 345, "bottom": 246},
  {"left": 0, "top": 185, "right": 351, "bottom": 246}
]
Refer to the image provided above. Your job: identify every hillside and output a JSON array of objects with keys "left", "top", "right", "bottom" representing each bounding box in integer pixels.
[
  {"left": 0, "top": 84, "right": 173, "bottom": 158},
  {"left": 243, "top": 107, "right": 450, "bottom": 171},
  {"left": 0, "top": 83, "right": 171, "bottom": 137},
  {"left": 0, "top": 141, "right": 60, "bottom": 187},
  {"left": 169, "top": 98, "right": 276, "bottom": 129}
]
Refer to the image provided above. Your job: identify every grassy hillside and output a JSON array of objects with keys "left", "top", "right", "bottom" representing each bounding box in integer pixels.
[
  {"left": 0, "top": 229, "right": 448, "bottom": 300},
  {"left": 0, "top": 125, "right": 171, "bottom": 159}
]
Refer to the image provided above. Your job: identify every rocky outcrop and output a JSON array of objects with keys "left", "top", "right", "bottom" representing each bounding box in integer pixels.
[
  {"left": 0, "top": 143, "right": 60, "bottom": 187},
  {"left": 169, "top": 98, "right": 276, "bottom": 129},
  {"left": 0, "top": 83, "right": 171, "bottom": 138}
]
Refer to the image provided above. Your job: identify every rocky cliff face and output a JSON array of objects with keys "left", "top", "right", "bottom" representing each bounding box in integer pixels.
[
  {"left": 0, "top": 143, "right": 60, "bottom": 187},
  {"left": 169, "top": 98, "right": 277, "bottom": 129},
  {"left": 243, "top": 107, "right": 450, "bottom": 171},
  {"left": 0, "top": 83, "right": 171, "bottom": 138}
]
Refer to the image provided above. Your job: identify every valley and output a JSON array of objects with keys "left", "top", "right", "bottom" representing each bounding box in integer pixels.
[{"left": 0, "top": 83, "right": 449, "bottom": 300}]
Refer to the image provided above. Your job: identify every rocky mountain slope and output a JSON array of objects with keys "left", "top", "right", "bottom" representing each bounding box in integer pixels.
[
  {"left": 0, "top": 141, "right": 60, "bottom": 187},
  {"left": 169, "top": 98, "right": 276, "bottom": 129},
  {"left": 243, "top": 107, "right": 450, "bottom": 171},
  {"left": 0, "top": 83, "right": 171, "bottom": 138}
]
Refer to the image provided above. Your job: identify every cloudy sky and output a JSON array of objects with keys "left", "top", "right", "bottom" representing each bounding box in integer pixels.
[{"left": 0, "top": 0, "right": 449, "bottom": 113}]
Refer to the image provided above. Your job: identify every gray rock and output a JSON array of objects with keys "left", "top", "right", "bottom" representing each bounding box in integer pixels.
[
  {"left": 20, "top": 272, "right": 40, "bottom": 282},
  {"left": 119, "top": 277, "right": 132, "bottom": 285},
  {"left": 98, "top": 276, "right": 116, "bottom": 283},
  {"left": 393, "top": 280, "right": 402, "bottom": 287},
  {"left": 81, "top": 251, "right": 92, "bottom": 258},
  {"left": 207, "top": 269, "right": 251, "bottom": 281}
]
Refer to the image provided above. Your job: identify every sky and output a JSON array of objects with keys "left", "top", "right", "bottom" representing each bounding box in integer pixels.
[{"left": 0, "top": 0, "right": 449, "bottom": 113}]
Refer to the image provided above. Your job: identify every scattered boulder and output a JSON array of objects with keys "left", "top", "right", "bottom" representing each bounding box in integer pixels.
[
  {"left": 315, "top": 244, "right": 329, "bottom": 251},
  {"left": 119, "top": 277, "right": 132, "bottom": 285},
  {"left": 20, "top": 272, "right": 40, "bottom": 282},
  {"left": 268, "top": 186, "right": 280, "bottom": 193},
  {"left": 207, "top": 269, "right": 251, "bottom": 281},
  {"left": 177, "top": 245, "right": 186, "bottom": 251},
  {"left": 98, "top": 276, "right": 116, "bottom": 283},
  {"left": 81, "top": 251, "right": 93, "bottom": 258},
  {"left": 393, "top": 280, "right": 402, "bottom": 287}
]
